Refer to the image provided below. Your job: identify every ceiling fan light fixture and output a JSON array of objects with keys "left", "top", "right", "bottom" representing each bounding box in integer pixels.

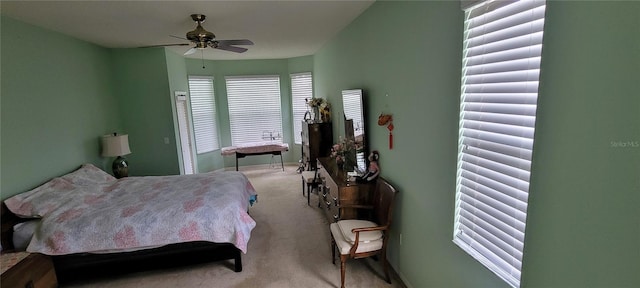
[
  {"left": 186, "top": 24, "right": 215, "bottom": 42},
  {"left": 152, "top": 13, "right": 252, "bottom": 55},
  {"left": 195, "top": 42, "right": 208, "bottom": 49}
]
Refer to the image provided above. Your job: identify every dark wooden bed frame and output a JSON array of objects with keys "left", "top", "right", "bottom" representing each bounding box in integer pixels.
[{"left": 1, "top": 202, "right": 242, "bottom": 283}]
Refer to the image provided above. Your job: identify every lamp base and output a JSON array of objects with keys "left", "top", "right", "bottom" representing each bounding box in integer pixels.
[{"left": 112, "top": 156, "right": 129, "bottom": 178}]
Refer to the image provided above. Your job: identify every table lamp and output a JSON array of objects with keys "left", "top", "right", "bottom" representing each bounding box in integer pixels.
[{"left": 102, "top": 133, "right": 132, "bottom": 178}]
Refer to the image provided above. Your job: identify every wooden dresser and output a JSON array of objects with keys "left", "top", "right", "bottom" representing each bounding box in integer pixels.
[
  {"left": 1, "top": 203, "right": 58, "bottom": 287},
  {"left": 317, "top": 157, "right": 373, "bottom": 223},
  {"left": 1, "top": 253, "right": 58, "bottom": 288},
  {"left": 301, "top": 122, "right": 333, "bottom": 169}
]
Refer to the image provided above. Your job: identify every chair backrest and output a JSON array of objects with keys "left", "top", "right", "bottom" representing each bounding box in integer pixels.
[{"left": 372, "top": 177, "right": 398, "bottom": 228}]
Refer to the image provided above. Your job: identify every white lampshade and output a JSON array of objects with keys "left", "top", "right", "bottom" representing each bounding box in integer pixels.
[{"left": 102, "top": 134, "right": 131, "bottom": 157}]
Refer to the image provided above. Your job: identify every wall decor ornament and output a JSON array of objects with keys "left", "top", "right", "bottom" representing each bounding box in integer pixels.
[{"left": 378, "top": 113, "right": 394, "bottom": 149}]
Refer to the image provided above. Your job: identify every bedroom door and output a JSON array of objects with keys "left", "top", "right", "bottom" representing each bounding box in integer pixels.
[{"left": 175, "top": 92, "right": 195, "bottom": 174}]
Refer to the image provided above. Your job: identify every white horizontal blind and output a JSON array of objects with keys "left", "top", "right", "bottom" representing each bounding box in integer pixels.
[
  {"left": 291, "top": 72, "right": 313, "bottom": 144},
  {"left": 188, "top": 76, "right": 219, "bottom": 153},
  {"left": 226, "top": 75, "right": 283, "bottom": 145},
  {"left": 453, "top": 1, "right": 546, "bottom": 287}
]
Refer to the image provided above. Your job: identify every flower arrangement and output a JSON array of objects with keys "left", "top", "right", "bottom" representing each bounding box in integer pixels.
[
  {"left": 331, "top": 136, "right": 356, "bottom": 169},
  {"left": 306, "top": 97, "right": 326, "bottom": 108},
  {"left": 306, "top": 97, "right": 331, "bottom": 123}
]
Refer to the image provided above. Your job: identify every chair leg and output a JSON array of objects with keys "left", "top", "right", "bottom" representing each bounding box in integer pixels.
[
  {"left": 302, "top": 177, "right": 305, "bottom": 197},
  {"left": 307, "top": 183, "right": 312, "bottom": 206},
  {"left": 340, "top": 255, "right": 348, "bottom": 288},
  {"left": 382, "top": 250, "right": 391, "bottom": 284}
]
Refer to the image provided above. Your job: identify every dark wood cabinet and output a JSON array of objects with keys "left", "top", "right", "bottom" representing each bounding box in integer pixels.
[
  {"left": 317, "top": 157, "right": 373, "bottom": 223},
  {"left": 301, "top": 122, "right": 333, "bottom": 169}
]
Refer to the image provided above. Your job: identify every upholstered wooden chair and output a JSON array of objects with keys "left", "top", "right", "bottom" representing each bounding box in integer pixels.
[
  {"left": 301, "top": 167, "right": 321, "bottom": 206},
  {"left": 330, "top": 177, "right": 398, "bottom": 288}
]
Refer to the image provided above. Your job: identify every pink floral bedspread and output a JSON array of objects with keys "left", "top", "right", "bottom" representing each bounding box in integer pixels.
[{"left": 5, "top": 164, "right": 257, "bottom": 255}]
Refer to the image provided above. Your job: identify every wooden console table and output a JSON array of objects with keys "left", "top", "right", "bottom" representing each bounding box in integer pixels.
[{"left": 317, "top": 157, "right": 373, "bottom": 223}]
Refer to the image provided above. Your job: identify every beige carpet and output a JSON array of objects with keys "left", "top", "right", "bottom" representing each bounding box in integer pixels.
[{"left": 65, "top": 164, "right": 404, "bottom": 288}]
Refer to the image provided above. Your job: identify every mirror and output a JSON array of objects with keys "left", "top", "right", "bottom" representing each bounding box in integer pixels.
[{"left": 342, "top": 89, "right": 366, "bottom": 172}]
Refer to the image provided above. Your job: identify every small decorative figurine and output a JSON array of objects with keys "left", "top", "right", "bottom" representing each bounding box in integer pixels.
[{"left": 357, "top": 151, "right": 380, "bottom": 183}]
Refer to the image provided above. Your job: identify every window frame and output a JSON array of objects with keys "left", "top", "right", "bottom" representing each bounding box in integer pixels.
[
  {"left": 225, "top": 75, "right": 284, "bottom": 145},
  {"left": 452, "top": 1, "right": 547, "bottom": 287}
]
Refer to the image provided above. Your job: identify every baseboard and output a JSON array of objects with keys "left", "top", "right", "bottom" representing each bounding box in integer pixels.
[{"left": 389, "top": 263, "right": 411, "bottom": 288}]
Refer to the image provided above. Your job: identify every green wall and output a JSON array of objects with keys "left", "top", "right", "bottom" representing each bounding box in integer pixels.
[
  {"left": 110, "top": 48, "right": 180, "bottom": 176},
  {"left": 0, "top": 16, "right": 121, "bottom": 199},
  {"left": 313, "top": 1, "right": 639, "bottom": 288},
  {"left": 522, "top": 1, "right": 640, "bottom": 287}
]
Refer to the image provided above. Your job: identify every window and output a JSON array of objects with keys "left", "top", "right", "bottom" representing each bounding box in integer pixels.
[
  {"left": 291, "top": 72, "right": 313, "bottom": 144},
  {"left": 453, "top": 1, "right": 546, "bottom": 287},
  {"left": 226, "top": 75, "right": 283, "bottom": 145},
  {"left": 188, "top": 76, "right": 219, "bottom": 153}
]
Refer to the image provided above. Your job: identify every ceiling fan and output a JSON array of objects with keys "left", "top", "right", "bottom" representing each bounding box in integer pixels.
[{"left": 149, "top": 14, "right": 253, "bottom": 55}]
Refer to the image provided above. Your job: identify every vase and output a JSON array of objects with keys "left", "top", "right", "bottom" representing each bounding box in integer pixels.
[
  {"left": 313, "top": 107, "right": 321, "bottom": 123},
  {"left": 343, "top": 149, "right": 356, "bottom": 172},
  {"left": 335, "top": 157, "right": 344, "bottom": 168}
]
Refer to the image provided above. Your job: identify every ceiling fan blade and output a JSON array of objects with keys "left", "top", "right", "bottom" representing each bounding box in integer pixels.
[
  {"left": 170, "top": 35, "right": 189, "bottom": 41},
  {"left": 139, "top": 43, "right": 190, "bottom": 48},
  {"left": 217, "top": 39, "right": 254, "bottom": 46},
  {"left": 214, "top": 44, "right": 248, "bottom": 53},
  {"left": 184, "top": 47, "right": 198, "bottom": 55}
]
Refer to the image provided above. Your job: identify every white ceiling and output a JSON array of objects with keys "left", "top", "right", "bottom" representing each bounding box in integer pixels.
[{"left": 0, "top": 0, "right": 375, "bottom": 60}]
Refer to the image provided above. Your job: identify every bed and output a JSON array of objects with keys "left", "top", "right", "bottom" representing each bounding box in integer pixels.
[
  {"left": 1, "top": 164, "right": 257, "bottom": 281},
  {"left": 221, "top": 141, "right": 289, "bottom": 171}
]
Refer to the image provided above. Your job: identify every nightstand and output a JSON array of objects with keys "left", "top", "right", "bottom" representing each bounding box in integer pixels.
[{"left": 1, "top": 252, "right": 58, "bottom": 288}]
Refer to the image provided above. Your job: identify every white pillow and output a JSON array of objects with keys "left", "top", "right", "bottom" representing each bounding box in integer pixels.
[
  {"left": 60, "top": 163, "right": 116, "bottom": 186},
  {"left": 5, "top": 164, "right": 114, "bottom": 218},
  {"left": 13, "top": 220, "right": 39, "bottom": 251},
  {"left": 4, "top": 177, "right": 76, "bottom": 218}
]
